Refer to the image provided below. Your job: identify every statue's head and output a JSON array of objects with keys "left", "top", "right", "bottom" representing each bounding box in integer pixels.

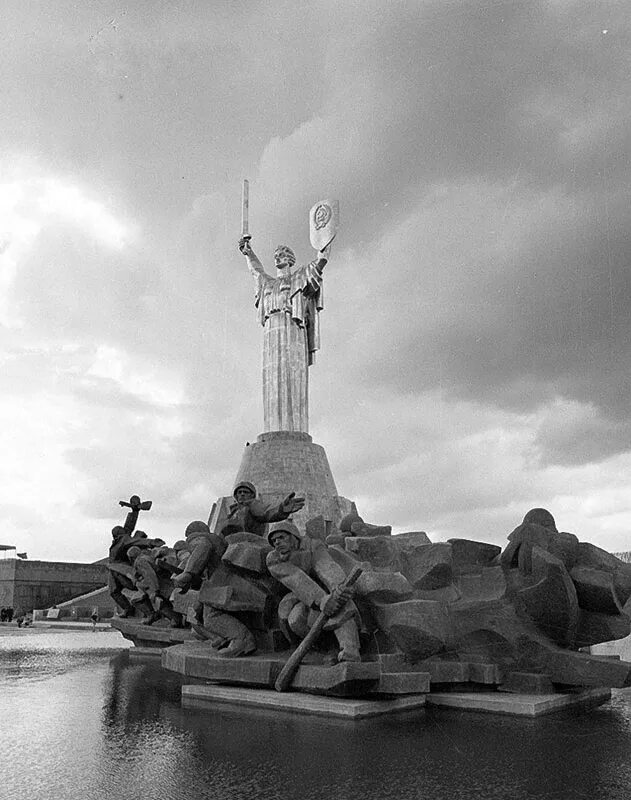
[
  {"left": 268, "top": 521, "right": 301, "bottom": 559},
  {"left": 233, "top": 481, "right": 256, "bottom": 504},
  {"left": 522, "top": 508, "right": 557, "bottom": 532},
  {"left": 127, "top": 545, "right": 141, "bottom": 562},
  {"left": 274, "top": 245, "right": 296, "bottom": 270}
]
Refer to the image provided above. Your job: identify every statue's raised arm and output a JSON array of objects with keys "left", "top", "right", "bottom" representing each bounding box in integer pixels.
[{"left": 239, "top": 237, "right": 269, "bottom": 279}]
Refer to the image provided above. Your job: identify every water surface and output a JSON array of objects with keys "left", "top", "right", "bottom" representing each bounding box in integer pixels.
[{"left": 1, "top": 629, "right": 630, "bottom": 800}]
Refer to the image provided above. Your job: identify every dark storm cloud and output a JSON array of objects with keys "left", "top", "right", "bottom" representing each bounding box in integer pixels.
[
  {"left": 258, "top": 1, "right": 631, "bottom": 243},
  {"left": 348, "top": 178, "right": 631, "bottom": 464}
]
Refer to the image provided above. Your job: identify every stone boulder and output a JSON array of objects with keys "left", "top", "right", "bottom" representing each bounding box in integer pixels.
[
  {"left": 396, "top": 541, "right": 453, "bottom": 591},
  {"left": 372, "top": 599, "right": 449, "bottom": 661},
  {"left": 345, "top": 535, "right": 397, "bottom": 568}
]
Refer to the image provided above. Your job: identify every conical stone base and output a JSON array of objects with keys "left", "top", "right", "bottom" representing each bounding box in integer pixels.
[{"left": 227, "top": 431, "right": 353, "bottom": 531}]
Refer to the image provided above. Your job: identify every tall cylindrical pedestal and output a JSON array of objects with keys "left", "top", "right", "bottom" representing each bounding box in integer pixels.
[{"left": 232, "top": 431, "right": 353, "bottom": 530}]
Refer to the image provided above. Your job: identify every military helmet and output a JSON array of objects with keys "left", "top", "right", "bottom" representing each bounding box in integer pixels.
[
  {"left": 522, "top": 508, "right": 557, "bottom": 531},
  {"left": 233, "top": 481, "right": 256, "bottom": 498},
  {"left": 267, "top": 520, "right": 302, "bottom": 545},
  {"left": 185, "top": 520, "right": 210, "bottom": 537}
]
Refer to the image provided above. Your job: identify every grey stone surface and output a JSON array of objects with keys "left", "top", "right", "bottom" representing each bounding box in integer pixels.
[
  {"left": 575, "top": 608, "right": 631, "bottom": 647},
  {"left": 290, "top": 661, "right": 380, "bottom": 694},
  {"left": 233, "top": 432, "right": 353, "bottom": 529},
  {"left": 356, "top": 570, "right": 413, "bottom": 603},
  {"left": 111, "top": 618, "right": 196, "bottom": 648},
  {"left": 372, "top": 600, "right": 448, "bottom": 660},
  {"left": 396, "top": 542, "right": 453, "bottom": 590},
  {"left": 372, "top": 671, "right": 431, "bottom": 694},
  {"left": 305, "top": 515, "right": 332, "bottom": 542},
  {"left": 591, "top": 636, "right": 631, "bottom": 661},
  {"left": 426, "top": 688, "right": 611, "bottom": 716},
  {"left": 448, "top": 539, "right": 501, "bottom": 572},
  {"left": 570, "top": 566, "right": 625, "bottom": 614},
  {"left": 377, "top": 653, "right": 413, "bottom": 672},
  {"left": 392, "top": 532, "right": 431, "bottom": 547},
  {"left": 423, "top": 660, "right": 471, "bottom": 683},
  {"left": 345, "top": 536, "right": 397, "bottom": 568},
  {"left": 516, "top": 546, "right": 579, "bottom": 647},
  {"left": 181, "top": 685, "right": 427, "bottom": 718},
  {"left": 128, "top": 647, "right": 163, "bottom": 661},
  {"left": 498, "top": 672, "right": 555, "bottom": 694},
  {"left": 164, "top": 643, "right": 381, "bottom": 696}
]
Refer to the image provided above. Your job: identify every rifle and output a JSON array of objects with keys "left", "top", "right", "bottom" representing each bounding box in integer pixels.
[{"left": 274, "top": 566, "right": 362, "bottom": 692}]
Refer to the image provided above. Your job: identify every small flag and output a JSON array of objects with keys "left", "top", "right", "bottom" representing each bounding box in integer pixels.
[{"left": 16, "top": 552, "right": 27, "bottom": 559}]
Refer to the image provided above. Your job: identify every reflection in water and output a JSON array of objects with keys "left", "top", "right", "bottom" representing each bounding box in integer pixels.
[{"left": 1, "top": 631, "right": 631, "bottom": 800}]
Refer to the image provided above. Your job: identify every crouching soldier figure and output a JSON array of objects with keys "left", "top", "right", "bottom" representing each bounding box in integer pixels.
[
  {"left": 127, "top": 545, "right": 184, "bottom": 627},
  {"left": 172, "top": 521, "right": 227, "bottom": 592},
  {"left": 171, "top": 521, "right": 227, "bottom": 634},
  {"left": 266, "top": 522, "right": 361, "bottom": 663}
]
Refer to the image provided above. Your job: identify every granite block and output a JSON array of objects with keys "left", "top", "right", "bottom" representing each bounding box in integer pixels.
[
  {"left": 426, "top": 688, "right": 611, "bottom": 716},
  {"left": 181, "top": 685, "right": 427, "bottom": 718}
]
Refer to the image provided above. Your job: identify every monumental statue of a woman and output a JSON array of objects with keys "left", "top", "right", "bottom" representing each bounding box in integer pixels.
[{"left": 238, "top": 236, "right": 330, "bottom": 434}]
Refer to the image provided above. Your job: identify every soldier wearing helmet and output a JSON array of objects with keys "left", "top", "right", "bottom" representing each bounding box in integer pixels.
[
  {"left": 266, "top": 521, "right": 361, "bottom": 663},
  {"left": 172, "top": 521, "right": 227, "bottom": 592},
  {"left": 220, "top": 481, "right": 305, "bottom": 537},
  {"left": 108, "top": 503, "right": 162, "bottom": 618},
  {"left": 125, "top": 543, "right": 185, "bottom": 628}
]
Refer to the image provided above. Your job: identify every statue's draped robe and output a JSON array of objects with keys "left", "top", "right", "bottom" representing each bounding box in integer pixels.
[{"left": 249, "top": 261, "right": 324, "bottom": 433}]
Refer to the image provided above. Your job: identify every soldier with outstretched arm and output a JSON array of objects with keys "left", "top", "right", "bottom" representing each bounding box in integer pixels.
[{"left": 220, "top": 481, "right": 305, "bottom": 536}]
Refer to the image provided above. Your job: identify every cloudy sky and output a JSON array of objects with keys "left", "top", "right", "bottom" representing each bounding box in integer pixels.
[{"left": 1, "top": 0, "right": 630, "bottom": 562}]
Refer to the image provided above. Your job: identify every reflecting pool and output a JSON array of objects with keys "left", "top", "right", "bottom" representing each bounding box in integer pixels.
[{"left": 1, "top": 629, "right": 631, "bottom": 800}]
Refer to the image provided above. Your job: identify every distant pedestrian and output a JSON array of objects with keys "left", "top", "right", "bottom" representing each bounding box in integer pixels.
[
  {"left": 0, "top": 608, "right": 6, "bottom": 622},
  {"left": 90, "top": 610, "right": 100, "bottom": 631}
]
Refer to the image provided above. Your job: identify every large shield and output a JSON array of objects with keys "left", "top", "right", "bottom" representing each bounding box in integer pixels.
[{"left": 309, "top": 199, "right": 339, "bottom": 251}]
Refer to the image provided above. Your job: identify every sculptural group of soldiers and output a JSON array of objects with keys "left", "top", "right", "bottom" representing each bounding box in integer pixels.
[{"left": 108, "top": 484, "right": 361, "bottom": 661}]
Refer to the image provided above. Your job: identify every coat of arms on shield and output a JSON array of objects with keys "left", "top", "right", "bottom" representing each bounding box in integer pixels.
[{"left": 309, "top": 199, "right": 339, "bottom": 251}]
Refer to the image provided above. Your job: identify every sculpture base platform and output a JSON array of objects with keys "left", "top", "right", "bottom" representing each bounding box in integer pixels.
[
  {"left": 129, "top": 646, "right": 164, "bottom": 661},
  {"left": 163, "top": 642, "right": 381, "bottom": 696},
  {"left": 426, "top": 688, "right": 611, "bottom": 716},
  {"left": 163, "top": 642, "right": 432, "bottom": 697},
  {"left": 181, "top": 685, "right": 427, "bottom": 719},
  {"left": 111, "top": 618, "right": 196, "bottom": 649},
  {"left": 226, "top": 431, "right": 354, "bottom": 530}
]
